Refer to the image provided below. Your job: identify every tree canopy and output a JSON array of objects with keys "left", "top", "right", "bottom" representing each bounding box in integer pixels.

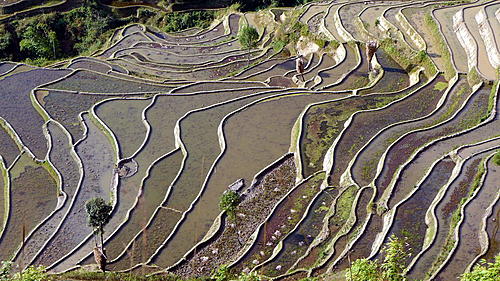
[
  {"left": 238, "top": 25, "right": 259, "bottom": 50},
  {"left": 85, "top": 197, "right": 112, "bottom": 247},
  {"left": 219, "top": 191, "right": 241, "bottom": 220}
]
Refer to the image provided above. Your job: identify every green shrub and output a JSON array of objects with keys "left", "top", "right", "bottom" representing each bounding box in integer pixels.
[
  {"left": 381, "top": 235, "right": 409, "bottom": 281},
  {"left": 416, "top": 50, "right": 427, "bottom": 63},
  {"left": 239, "top": 25, "right": 260, "bottom": 50},
  {"left": 347, "top": 235, "right": 409, "bottom": 281},
  {"left": 314, "top": 38, "right": 327, "bottom": 49},
  {"left": 16, "top": 13, "right": 60, "bottom": 60},
  {"left": 62, "top": 4, "right": 114, "bottom": 54},
  {"left": 0, "top": 261, "right": 11, "bottom": 281},
  {"left": 493, "top": 151, "right": 500, "bottom": 166},
  {"left": 272, "top": 39, "right": 287, "bottom": 52},
  {"left": 0, "top": 25, "right": 14, "bottom": 61},
  {"left": 330, "top": 40, "right": 340, "bottom": 49},
  {"left": 237, "top": 272, "right": 260, "bottom": 281},
  {"left": 211, "top": 265, "right": 234, "bottom": 281},
  {"left": 12, "top": 266, "right": 47, "bottom": 281},
  {"left": 460, "top": 256, "right": 500, "bottom": 281},
  {"left": 219, "top": 191, "right": 241, "bottom": 219},
  {"left": 162, "top": 10, "right": 215, "bottom": 33},
  {"left": 239, "top": 25, "right": 259, "bottom": 63},
  {"left": 85, "top": 197, "right": 113, "bottom": 248},
  {"left": 346, "top": 259, "right": 379, "bottom": 281}
]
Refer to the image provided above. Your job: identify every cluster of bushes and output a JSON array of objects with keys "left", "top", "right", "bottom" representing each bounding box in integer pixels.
[
  {"left": 0, "top": 1, "right": 122, "bottom": 65},
  {"left": 0, "top": 0, "right": 326, "bottom": 65},
  {"left": 2, "top": 247, "right": 499, "bottom": 280},
  {"left": 137, "top": 8, "right": 215, "bottom": 33},
  {"left": 233, "top": 0, "right": 315, "bottom": 11},
  {"left": 219, "top": 190, "right": 242, "bottom": 219},
  {"left": 0, "top": 1, "right": 220, "bottom": 65},
  {"left": 347, "top": 235, "right": 500, "bottom": 281},
  {"left": 154, "top": 0, "right": 316, "bottom": 12}
]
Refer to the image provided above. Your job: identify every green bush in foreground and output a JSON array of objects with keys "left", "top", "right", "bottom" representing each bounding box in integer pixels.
[
  {"left": 460, "top": 256, "right": 500, "bottom": 281},
  {"left": 1, "top": 263, "right": 48, "bottom": 281},
  {"left": 346, "top": 235, "right": 409, "bottom": 281},
  {"left": 12, "top": 266, "right": 47, "bottom": 281},
  {"left": 0, "top": 261, "right": 12, "bottom": 281}
]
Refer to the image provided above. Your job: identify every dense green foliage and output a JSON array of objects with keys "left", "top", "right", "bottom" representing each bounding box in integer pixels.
[
  {"left": 0, "top": 1, "right": 218, "bottom": 65},
  {"left": 0, "top": 261, "right": 11, "bottom": 281},
  {"left": 54, "top": 270, "right": 195, "bottom": 281},
  {"left": 0, "top": 25, "right": 15, "bottom": 61},
  {"left": 460, "top": 256, "right": 500, "bottom": 281},
  {"left": 271, "top": 13, "right": 307, "bottom": 54},
  {"left": 115, "top": 0, "right": 315, "bottom": 12},
  {"left": 162, "top": 11, "right": 215, "bottom": 32},
  {"left": 238, "top": 25, "right": 259, "bottom": 52},
  {"left": 0, "top": 262, "right": 48, "bottom": 281},
  {"left": 19, "top": 24, "right": 59, "bottom": 60},
  {"left": 210, "top": 265, "right": 260, "bottom": 281},
  {"left": 494, "top": 151, "right": 500, "bottom": 166},
  {"left": 0, "top": 0, "right": 322, "bottom": 65},
  {"left": 211, "top": 265, "right": 233, "bottom": 281},
  {"left": 219, "top": 191, "right": 241, "bottom": 219},
  {"left": 236, "top": 0, "right": 315, "bottom": 11},
  {"left": 348, "top": 259, "right": 380, "bottom": 281},
  {"left": 346, "top": 235, "right": 410, "bottom": 281},
  {"left": 381, "top": 235, "right": 409, "bottom": 281},
  {"left": 0, "top": 1, "right": 120, "bottom": 65},
  {"left": 85, "top": 197, "right": 113, "bottom": 247},
  {"left": 137, "top": 8, "right": 215, "bottom": 33},
  {"left": 12, "top": 266, "right": 48, "bottom": 281}
]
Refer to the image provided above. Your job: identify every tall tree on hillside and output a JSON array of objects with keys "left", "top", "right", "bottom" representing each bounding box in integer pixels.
[
  {"left": 238, "top": 25, "right": 259, "bottom": 65},
  {"left": 85, "top": 198, "right": 112, "bottom": 249},
  {"left": 85, "top": 198, "right": 112, "bottom": 272}
]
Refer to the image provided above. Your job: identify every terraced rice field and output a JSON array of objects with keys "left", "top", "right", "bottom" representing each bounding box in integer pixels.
[{"left": 0, "top": 1, "right": 499, "bottom": 280}]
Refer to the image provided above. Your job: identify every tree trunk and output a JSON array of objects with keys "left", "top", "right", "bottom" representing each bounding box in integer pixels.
[
  {"left": 100, "top": 226, "right": 104, "bottom": 249},
  {"left": 93, "top": 247, "right": 107, "bottom": 273}
]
